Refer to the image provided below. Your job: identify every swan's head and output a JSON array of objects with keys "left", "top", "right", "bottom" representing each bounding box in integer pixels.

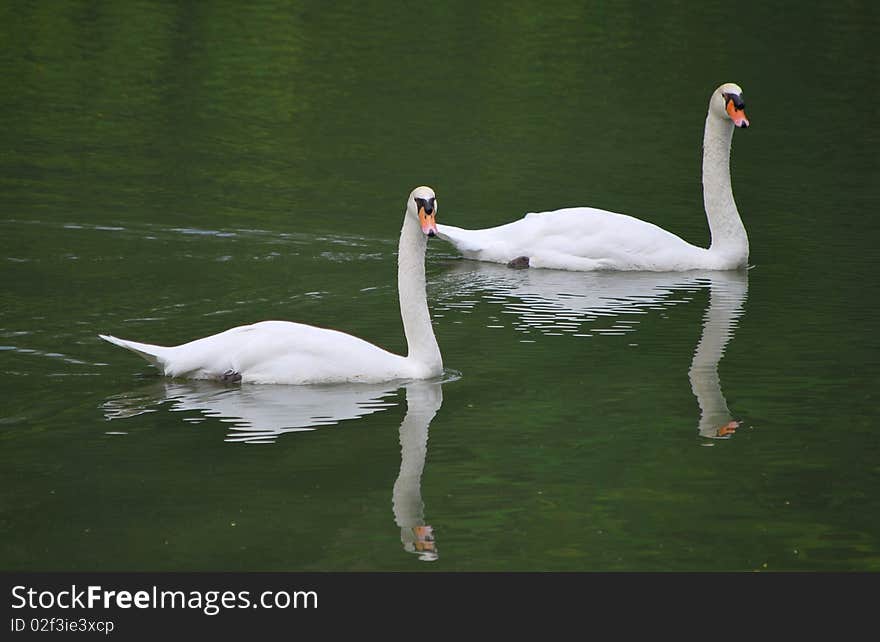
[
  {"left": 711, "top": 83, "right": 750, "bottom": 129},
  {"left": 407, "top": 185, "right": 438, "bottom": 237}
]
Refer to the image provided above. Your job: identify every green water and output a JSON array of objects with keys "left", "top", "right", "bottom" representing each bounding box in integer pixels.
[{"left": 2, "top": 0, "right": 879, "bottom": 571}]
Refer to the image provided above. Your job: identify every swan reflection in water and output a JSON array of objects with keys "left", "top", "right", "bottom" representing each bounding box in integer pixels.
[
  {"left": 103, "top": 380, "right": 400, "bottom": 443},
  {"left": 392, "top": 381, "right": 442, "bottom": 560},
  {"left": 102, "top": 377, "right": 447, "bottom": 559},
  {"left": 687, "top": 271, "right": 747, "bottom": 439},
  {"left": 433, "top": 262, "right": 748, "bottom": 439}
]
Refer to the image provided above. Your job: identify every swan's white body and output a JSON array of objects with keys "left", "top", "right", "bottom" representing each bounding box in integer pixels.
[
  {"left": 100, "top": 188, "right": 443, "bottom": 385},
  {"left": 437, "top": 83, "right": 750, "bottom": 272}
]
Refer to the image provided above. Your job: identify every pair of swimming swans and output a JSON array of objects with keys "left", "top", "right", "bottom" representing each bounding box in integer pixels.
[{"left": 100, "top": 83, "right": 751, "bottom": 386}]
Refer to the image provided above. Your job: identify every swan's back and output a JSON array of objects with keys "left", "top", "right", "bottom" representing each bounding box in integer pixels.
[
  {"left": 439, "top": 207, "right": 710, "bottom": 271},
  {"left": 105, "top": 320, "right": 411, "bottom": 385}
]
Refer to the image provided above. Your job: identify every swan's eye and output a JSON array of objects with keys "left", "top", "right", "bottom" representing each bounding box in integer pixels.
[
  {"left": 415, "top": 198, "right": 425, "bottom": 209},
  {"left": 724, "top": 93, "right": 745, "bottom": 110}
]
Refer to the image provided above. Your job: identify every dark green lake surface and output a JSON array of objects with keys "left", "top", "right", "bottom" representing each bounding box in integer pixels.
[{"left": 2, "top": 1, "right": 879, "bottom": 571}]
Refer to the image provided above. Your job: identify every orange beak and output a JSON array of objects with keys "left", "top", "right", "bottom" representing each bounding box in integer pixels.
[
  {"left": 419, "top": 207, "right": 438, "bottom": 236},
  {"left": 726, "top": 100, "right": 750, "bottom": 128}
]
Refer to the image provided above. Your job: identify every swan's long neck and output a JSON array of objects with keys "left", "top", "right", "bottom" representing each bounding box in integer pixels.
[
  {"left": 398, "top": 214, "right": 442, "bottom": 373},
  {"left": 703, "top": 114, "right": 748, "bottom": 261}
]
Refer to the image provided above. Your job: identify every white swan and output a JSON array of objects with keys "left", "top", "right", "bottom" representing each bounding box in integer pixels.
[
  {"left": 437, "top": 83, "right": 751, "bottom": 271},
  {"left": 99, "top": 186, "right": 444, "bottom": 385}
]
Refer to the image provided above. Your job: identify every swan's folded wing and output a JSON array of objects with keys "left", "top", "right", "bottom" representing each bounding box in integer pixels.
[
  {"left": 185, "top": 321, "right": 406, "bottom": 384},
  {"left": 522, "top": 207, "right": 708, "bottom": 270}
]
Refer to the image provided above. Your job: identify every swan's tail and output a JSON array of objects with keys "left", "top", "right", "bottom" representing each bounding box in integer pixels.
[
  {"left": 435, "top": 224, "right": 484, "bottom": 254},
  {"left": 98, "top": 334, "right": 171, "bottom": 369}
]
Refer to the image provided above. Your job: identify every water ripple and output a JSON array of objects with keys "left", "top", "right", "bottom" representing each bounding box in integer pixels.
[{"left": 0, "top": 344, "right": 107, "bottom": 367}]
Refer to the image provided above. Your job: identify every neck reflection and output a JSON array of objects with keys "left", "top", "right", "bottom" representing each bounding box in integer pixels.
[
  {"left": 392, "top": 381, "right": 443, "bottom": 561},
  {"left": 688, "top": 270, "right": 748, "bottom": 439}
]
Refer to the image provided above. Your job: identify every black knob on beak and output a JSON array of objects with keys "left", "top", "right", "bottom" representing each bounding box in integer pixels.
[{"left": 415, "top": 197, "right": 435, "bottom": 214}]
